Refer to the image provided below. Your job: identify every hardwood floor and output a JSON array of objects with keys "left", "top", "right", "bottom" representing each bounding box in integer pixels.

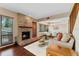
[
  {"left": 0, "top": 45, "right": 35, "bottom": 56},
  {"left": 46, "top": 45, "right": 76, "bottom": 56},
  {"left": 0, "top": 37, "right": 40, "bottom": 56}
]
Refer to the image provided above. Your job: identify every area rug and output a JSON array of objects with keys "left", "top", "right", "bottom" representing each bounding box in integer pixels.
[{"left": 24, "top": 41, "right": 49, "bottom": 56}]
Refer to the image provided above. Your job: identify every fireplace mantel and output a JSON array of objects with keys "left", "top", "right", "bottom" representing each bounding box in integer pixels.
[{"left": 19, "top": 26, "right": 32, "bottom": 28}]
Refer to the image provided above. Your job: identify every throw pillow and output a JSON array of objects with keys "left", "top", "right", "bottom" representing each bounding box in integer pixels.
[
  {"left": 57, "top": 32, "right": 62, "bottom": 41},
  {"left": 61, "top": 33, "right": 70, "bottom": 42}
]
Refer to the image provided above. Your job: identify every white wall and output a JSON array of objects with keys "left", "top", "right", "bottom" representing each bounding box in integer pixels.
[
  {"left": 73, "top": 11, "right": 79, "bottom": 54},
  {"left": 48, "top": 17, "right": 69, "bottom": 34}
]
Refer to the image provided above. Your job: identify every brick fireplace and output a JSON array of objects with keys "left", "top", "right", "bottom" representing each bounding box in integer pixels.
[{"left": 16, "top": 13, "right": 37, "bottom": 46}]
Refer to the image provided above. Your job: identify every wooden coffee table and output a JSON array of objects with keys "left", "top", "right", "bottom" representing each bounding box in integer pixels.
[{"left": 46, "top": 45, "right": 77, "bottom": 56}]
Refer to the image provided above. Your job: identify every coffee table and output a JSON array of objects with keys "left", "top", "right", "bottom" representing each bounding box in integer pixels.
[
  {"left": 24, "top": 40, "right": 48, "bottom": 56},
  {"left": 46, "top": 44, "right": 77, "bottom": 56}
]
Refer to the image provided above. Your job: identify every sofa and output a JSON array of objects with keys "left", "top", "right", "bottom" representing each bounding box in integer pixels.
[{"left": 49, "top": 33, "right": 75, "bottom": 49}]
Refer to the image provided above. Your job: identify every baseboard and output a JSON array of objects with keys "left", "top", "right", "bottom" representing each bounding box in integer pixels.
[{"left": 0, "top": 43, "right": 15, "bottom": 49}]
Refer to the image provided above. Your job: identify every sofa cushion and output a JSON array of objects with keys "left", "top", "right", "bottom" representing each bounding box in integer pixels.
[{"left": 61, "top": 33, "right": 70, "bottom": 42}]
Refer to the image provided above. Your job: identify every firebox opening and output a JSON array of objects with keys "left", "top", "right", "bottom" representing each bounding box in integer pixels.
[{"left": 22, "top": 31, "right": 30, "bottom": 40}]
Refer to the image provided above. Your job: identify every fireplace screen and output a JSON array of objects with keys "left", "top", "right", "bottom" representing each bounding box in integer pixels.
[{"left": 22, "top": 31, "right": 30, "bottom": 40}]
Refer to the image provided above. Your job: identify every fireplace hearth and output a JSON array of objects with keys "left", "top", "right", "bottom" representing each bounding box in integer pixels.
[{"left": 22, "top": 31, "right": 30, "bottom": 40}]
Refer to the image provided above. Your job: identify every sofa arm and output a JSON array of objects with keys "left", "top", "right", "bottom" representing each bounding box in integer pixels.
[
  {"left": 52, "top": 38, "right": 74, "bottom": 49},
  {"left": 58, "top": 42, "right": 73, "bottom": 49}
]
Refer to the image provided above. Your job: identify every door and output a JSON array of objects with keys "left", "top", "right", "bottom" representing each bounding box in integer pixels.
[
  {"left": 0, "top": 16, "right": 13, "bottom": 46},
  {"left": 32, "top": 22, "right": 37, "bottom": 37}
]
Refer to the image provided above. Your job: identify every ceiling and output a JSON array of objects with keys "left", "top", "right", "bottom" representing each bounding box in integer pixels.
[
  {"left": 38, "top": 17, "right": 69, "bottom": 25},
  {"left": 0, "top": 3, "right": 74, "bottom": 19}
]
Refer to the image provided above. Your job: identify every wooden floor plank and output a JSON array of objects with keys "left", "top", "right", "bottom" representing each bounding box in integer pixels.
[{"left": 0, "top": 45, "right": 35, "bottom": 56}]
